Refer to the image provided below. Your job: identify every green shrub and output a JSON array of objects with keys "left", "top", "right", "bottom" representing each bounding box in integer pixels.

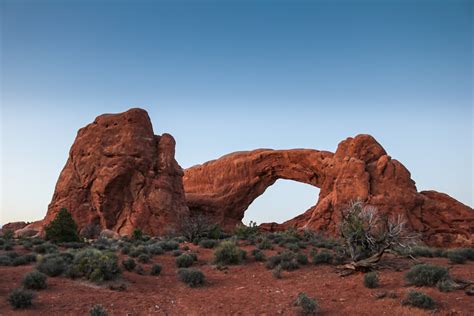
[
  {"left": 2, "top": 229, "right": 14, "bottom": 240},
  {"left": 89, "top": 304, "right": 108, "bottom": 316},
  {"left": 405, "top": 264, "right": 448, "bottom": 286},
  {"left": 178, "top": 268, "right": 205, "bottom": 287},
  {"left": 13, "top": 254, "right": 37, "bottom": 266},
  {"left": 44, "top": 208, "right": 80, "bottom": 243},
  {"left": 409, "top": 246, "right": 437, "bottom": 258},
  {"left": 151, "top": 264, "right": 162, "bottom": 276},
  {"left": 138, "top": 253, "right": 151, "bottom": 264},
  {"left": 294, "top": 292, "right": 318, "bottom": 315},
  {"left": 157, "top": 240, "right": 179, "bottom": 251},
  {"left": 458, "top": 248, "right": 474, "bottom": 260},
  {"left": 296, "top": 253, "right": 308, "bottom": 265},
  {"left": 8, "top": 288, "right": 35, "bottom": 309},
  {"left": 213, "top": 241, "right": 246, "bottom": 265},
  {"left": 199, "top": 239, "right": 218, "bottom": 249},
  {"left": 176, "top": 254, "right": 194, "bottom": 268},
  {"left": 363, "top": 272, "right": 379, "bottom": 288},
  {"left": 447, "top": 249, "right": 470, "bottom": 264},
  {"left": 81, "top": 223, "right": 101, "bottom": 239},
  {"left": 131, "top": 229, "right": 144, "bottom": 241},
  {"left": 257, "top": 237, "right": 272, "bottom": 250},
  {"left": 436, "top": 277, "right": 458, "bottom": 292},
  {"left": 122, "top": 258, "right": 136, "bottom": 272},
  {"left": 37, "top": 253, "right": 68, "bottom": 276},
  {"left": 145, "top": 244, "right": 164, "bottom": 255},
  {"left": 252, "top": 249, "right": 265, "bottom": 261},
  {"left": 22, "top": 271, "right": 47, "bottom": 290},
  {"left": 266, "top": 251, "right": 299, "bottom": 271},
  {"left": 402, "top": 290, "right": 435, "bottom": 310},
  {"left": 312, "top": 251, "right": 333, "bottom": 264},
  {"left": 207, "top": 224, "right": 222, "bottom": 239},
  {"left": 34, "top": 242, "right": 58, "bottom": 254},
  {"left": 3, "top": 241, "right": 14, "bottom": 251},
  {"left": 234, "top": 221, "right": 259, "bottom": 239},
  {"left": 0, "top": 254, "right": 12, "bottom": 266},
  {"left": 68, "top": 248, "right": 120, "bottom": 283}
]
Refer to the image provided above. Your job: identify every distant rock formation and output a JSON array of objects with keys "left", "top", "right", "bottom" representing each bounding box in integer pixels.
[
  {"left": 184, "top": 135, "right": 473, "bottom": 247},
  {"left": 38, "top": 108, "right": 189, "bottom": 236}
]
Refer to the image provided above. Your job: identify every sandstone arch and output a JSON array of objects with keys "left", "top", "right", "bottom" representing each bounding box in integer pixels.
[{"left": 184, "top": 135, "right": 473, "bottom": 247}]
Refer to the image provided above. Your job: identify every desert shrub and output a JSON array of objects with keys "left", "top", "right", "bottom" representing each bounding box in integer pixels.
[
  {"left": 15, "top": 253, "right": 37, "bottom": 265},
  {"left": 252, "top": 249, "right": 265, "bottom": 261},
  {"left": 234, "top": 221, "right": 259, "bottom": 240},
  {"left": 122, "top": 258, "right": 136, "bottom": 272},
  {"left": 129, "top": 247, "right": 146, "bottom": 258},
  {"left": 176, "top": 254, "right": 194, "bottom": 268},
  {"left": 294, "top": 292, "right": 318, "bottom": 315},
  {"left": 436, "top": 278, "right": 458, "bottom": 292},
  {"left": 199, "top": 239, "right": 218, "bottom": 249},
  {"left": 213, "top": 241, "right": 246, "bottom": 265},
  {"left": 409, "top": 246, "right": 438, "bottom": 258},
  {"left": 3, "top": 241, "right": 14, "bottom": 251},
  {"left": 151, "top": 264, "right": 162, "bottom": 276},
  {"left": 131, "top": 229, "right": 144, "bottom": 241},
  {"left": 0, "top": 254, "right": 12, "bottom": 266},
  {"left": 257, "top": 237, "right": 273, "bottom": 250},
  {"left": 457, "top": 248, "right": 474, "bottom": 260},
  {"left": 447, "top": 251, "right": 466, "bottom": 264},
  {"left": 20, "top": 240, "right": 33, "bottom": 250},
  {"left": 182, "top": 245, "right": 190, "bottom": 251},
  {"left": 89, "top": 304, "right": 108, "bottom": 316},
  {"left": 284, "top": 243, "right": 300, "bottom": 252},
  {"left": 296, "top": 253, "right": 308, "bottom": 265},
  {"left": 68, "top": 248, "right": 120, "bottom": 283},
  {"left": 120, "top": 245, "right": 131, "bottom": 255},
  {"left": 266, "top": 251, "right": 299, "bottom": 271},
  {"left": 157, "top": 240, "right": 179, "bottom": 251},
  {"left": 145, "top": 244, "right": 164, "bottom": 255},
  {"left": 37, "top": 253, "right": 68, "bottom": 276},
  {"left": 8, "top": 288, "right": 35, "bottom": 309},
  {"left": 405, "top": 264, "right": 448, "bottom": 286},
  {"left": 93, "top": 237, "right": 116, "bottom": 250},
  {"left": 272, "top": 265, "right": 282, "bottom": 279},
  {"left": 363, "top": 272, "right": 379, "bottom": 288},
  {"left": 179, "top": 214, "right": 217, "bottom": 241},
  {"left": 312, "top": 251, "right": 333, "bottom": 264},
  {"left": 34, "top": 242, "right": 58, "bottom": 254},
  {"left": 402, "top": 291, "right": 435, "bottom": 310},
  {"left": 340, "top": 200, "right": 417, "bottom": 264},
  {"left": 31, "top": 237, "right": 45, "bottom": 245},
  {"left": 44, "top": 208, "right": 80, "bottom": 243},
  {"left": 138, "top": 253, "right": 151, "bottom": 264},
  {"left": 172, "top": 249, "right": 183, "bottom": 257},
  {"left": 81, "top": 223, "right": 102, "bottom": 239},
  {"left": 177, "top": 268, "right": 205, "bottom": 287},
  {"left": 60, "top": 241, "right": 86, "bottom": 249},
  {"left": 187, "top": 252, "right": 198, "bottom": 262},
  {"left": 22, "top": 270, "right": 47, "bottom": 290}
]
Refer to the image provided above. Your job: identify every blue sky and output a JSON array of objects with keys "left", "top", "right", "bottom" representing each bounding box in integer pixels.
[{"left": 1, "top": 0, "right": 472, "bottom": 225}]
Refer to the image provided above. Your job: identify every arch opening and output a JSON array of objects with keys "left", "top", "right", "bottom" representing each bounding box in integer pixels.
[{"left": 242, "top": 179, "right": 320, "bottom": 226}]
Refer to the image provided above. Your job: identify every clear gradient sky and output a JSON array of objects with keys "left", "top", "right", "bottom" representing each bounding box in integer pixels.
[{"left": 1, "top": 0, "right": 472, "bottom": 225}]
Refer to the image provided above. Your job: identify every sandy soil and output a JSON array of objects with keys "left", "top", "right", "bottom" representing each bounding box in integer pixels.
[{"left": 0, "top": 243, "right": 473, "bottom": 315}]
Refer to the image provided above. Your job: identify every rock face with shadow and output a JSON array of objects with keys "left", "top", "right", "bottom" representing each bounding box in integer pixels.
[
  {"left": 184, "top": 135, "right": 473, "bottom": 247},
  {"left": 38, "top": 108, "right": 189, "bottom": 236}
]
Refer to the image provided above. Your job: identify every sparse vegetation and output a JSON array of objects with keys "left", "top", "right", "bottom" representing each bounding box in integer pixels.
[
  {"left": 81, "top": 223, "right": 101, "bottom": 239},
  {"left": 405, "top": 264, "right": 448, "bottom": 286},
  {"left": 131, "top": 229, "right": 144, "bottom": 241},
  {"left": 199, "top": 239, "right": 218, "bottom": 249},
  {"left": 67, "top": 248, "right": 120, "bottom": 283},
  {"left": 176, "top": 254, "right": 194, "bottom": 268},
  {"left": 312, "top": 251, "right": 333, "bottom": 264},
  {"left": 266, "top": 251, "right": 299, "bottom": 271},
  {"left": 37, "top": 253, "right": 68, "bottom": 277},
  {"left": 363, "top": 272, "right": 379, "bottom": 288},
  {"left": 213, "top": 241, "right": 246, "bottom": 265},
  {"left": 252, "top": 249, "right": 265, "bottom": 261},
  {"left": 44, "top": 208, "right": 80, "bottom": 243},
  {"left": 137, "top": 253, "right": 151, "bottom": 264},
  {"left": 122, "top": 258, "right": 136, "bottom": 271},
  {"left": 234, "top": 221, "right": 259, "bottom": 240},
  {"left": 151, "top": 264, "right": 162, "bottom": 276},
  {"left": 272, "top": 265, "right": 282, "bottom": 279},
  {"left": 179, "top": 214, "right": 218, "bottom": 241},
  {"left": 22, "top": 270, "right": 48, "bottom": 290},
  {"left": 296, "top": 252, "right": 308, "bottom": 265},
  {"left": 89, "top": 304, "right": 108, "bottom": 316},
  {"left": 294, "top": 292, "right": 318, "bottom": 315},
  {"left": 8, "top": 288, "right": 35, "bottom": 309},
  {"left": 402, "top": 290, "right": 435, "bottom": 310},
  {"left": 178, "top": 268, "right": 205, "bottom": 287}
]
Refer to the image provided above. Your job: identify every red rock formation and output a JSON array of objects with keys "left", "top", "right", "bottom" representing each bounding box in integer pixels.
[
  {"left": 37, "top": 108, "right": 189, "bottom": 236},
  {"left": 184, "top": 135, "right": 473, "bottom": 247},
  {"left": 1, "top": 222, "right": 28, "bottom": 234}
]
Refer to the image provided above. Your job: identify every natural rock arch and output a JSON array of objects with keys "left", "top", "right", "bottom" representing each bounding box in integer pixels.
[{"left": 184, "top": 135, "right": 473, "bottom": 247}]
